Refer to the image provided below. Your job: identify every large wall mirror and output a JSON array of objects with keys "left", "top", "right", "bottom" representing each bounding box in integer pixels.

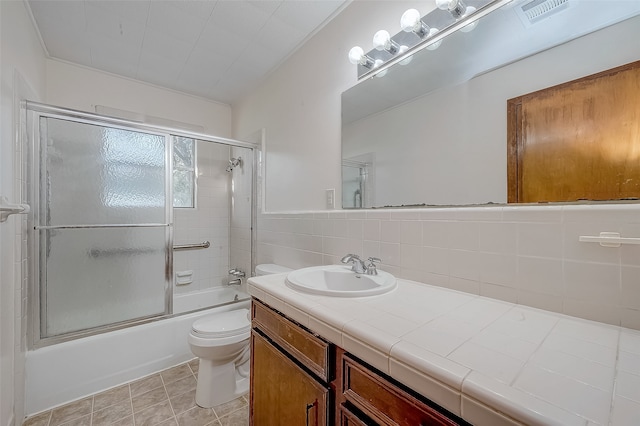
[{"left": 341, "top": 0, "right": 640, "bottom": 209}]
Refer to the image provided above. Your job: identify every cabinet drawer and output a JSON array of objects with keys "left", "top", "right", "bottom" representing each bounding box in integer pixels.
[
  {"left": 342, "top": 354, "right": 461, "bottom": 426},
  {"left": 251, "top": 299, "right": 331, "bottom": 381}
]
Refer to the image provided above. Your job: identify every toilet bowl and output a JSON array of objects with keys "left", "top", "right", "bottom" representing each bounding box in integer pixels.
[
  {"left": 188, "top": 308, "right": 251, "bottom": 408},
  {"left": 255, "top": 263, "right": 292, "bottom": 276},
  {"left": 189, "top": 264, "right": 292, "bottom": 408}
]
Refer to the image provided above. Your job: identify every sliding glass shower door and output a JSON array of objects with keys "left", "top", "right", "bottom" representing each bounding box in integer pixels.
[{"left": 34, "top": 114, "right": 172, "bottom": 340}]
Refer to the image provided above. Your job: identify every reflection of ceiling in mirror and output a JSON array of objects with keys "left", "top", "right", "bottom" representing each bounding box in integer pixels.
[{"left": 342, "top": 0, "right": 640, "bottom": 125}]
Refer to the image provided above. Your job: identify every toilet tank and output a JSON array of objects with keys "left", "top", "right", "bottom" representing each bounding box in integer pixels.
[{"left": 255, "top": 264, "right": 292, "bottom": 276}]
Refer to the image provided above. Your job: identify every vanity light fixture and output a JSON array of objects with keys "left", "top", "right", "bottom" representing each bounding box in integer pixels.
[
  {"left": 401, "top": 9, "right": 443, "bottom": 50},
  {"left": 348, "top": 0, "right": 514, "bottom": 80},
  {"left": 372, "top": 30, "right": 400, "bottom": 54},
  {"left": 348, "top": 46, "right": 374, "bottom": 68},
  {"left": 436, "top": 0, "right": 469, "bottom": 19}
]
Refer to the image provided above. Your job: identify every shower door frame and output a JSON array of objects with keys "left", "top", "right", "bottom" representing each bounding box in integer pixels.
[{"left": 26, "top": 102, "right": 259, "bottom": 348}]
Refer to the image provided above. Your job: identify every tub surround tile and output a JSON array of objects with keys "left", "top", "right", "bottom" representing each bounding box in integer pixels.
[{"left": 248, "top": 273, "right": 640, "bottom": 426}]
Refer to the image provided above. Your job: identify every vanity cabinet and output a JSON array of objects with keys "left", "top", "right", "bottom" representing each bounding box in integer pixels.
[
  {"left": 337, "top": 352, "right": 462, "bottom": 426},
  {"left": 250, "top": 299, "right": 332, "bottom": 425},
  {"left": 250, "top": 299, "right": 467, "bottom": 426}
]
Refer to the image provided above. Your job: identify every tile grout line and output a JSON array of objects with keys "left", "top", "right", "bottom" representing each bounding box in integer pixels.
[
  {"left": 160, "top": 371, "right": 179, "bottom": 426},
  {"left": 128, "top": 384, "right": 135, "bottom": 426}
]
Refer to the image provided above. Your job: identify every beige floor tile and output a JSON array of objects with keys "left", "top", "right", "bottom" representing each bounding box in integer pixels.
[
  {"left": 155, "top": 419, "right": 178, "bottom": 426},
  {"left": 133, "top": 400, "right": 174, "bottom": 426},
  {"left": 57, "top": 414, "right": 91, "bottom": 426},
  {"left": 169, "top": 389, "right": 197, "bottom": 415},
  {"left": 175, "top": 406, "right": 217, "bottom": 426},
  {"left": 160, "top": 364, "right": 193, "bottom": 386},
  {"left": 212, "top": 397, "right": 246, "bottom": 419},
  {"left": 50, "top": 398, "right": 93, "bottom": 426},
  {"left": 92, "top": 400, "right": 132, "bottom": 426},
  {"left": 164, "top": 376, "right": 196, "bottom": 399},
  {"left": 23, "top": 411, "right": 51, "bottom": 426},
  {"left": 188, "top": 359, "right": 199, "bottom": 375},
  {"left": 217, "top": 407, "right": 248, "bottom": 426},
  {"left": 109, "top": 416, "right": 134, "bottom": 426},
  {"left": 93, "top": 385, "right": 131, "bottom": 412},
  {"left": 130, "top": 375, "right": 163, "bottom": 397},
  {"left": 132, "top": 387, "right": 168, "bottom": 413}
]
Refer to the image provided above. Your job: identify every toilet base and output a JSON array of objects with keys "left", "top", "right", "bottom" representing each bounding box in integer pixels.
[{"left": 195, "top": 357, "right": 249, "bottom": 408}]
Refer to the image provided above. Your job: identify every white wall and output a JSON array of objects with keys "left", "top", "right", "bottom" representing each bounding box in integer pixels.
[
  {"left": 233, "top": 1, "right": 428, "bottom": 211},
  {"left": 0, "top": 1, "right": 47, "bottom": 425},
  {"left": 46, "top": 60, "right": 232, "bottom": 137}
]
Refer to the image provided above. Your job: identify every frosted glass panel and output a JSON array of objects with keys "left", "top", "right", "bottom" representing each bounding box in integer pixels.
[
  {"left": 41, "top": 227, "right": 168, "bottom": 337},
  {"left": 41, "top": 118, "right": 166, "bottom": 226}
]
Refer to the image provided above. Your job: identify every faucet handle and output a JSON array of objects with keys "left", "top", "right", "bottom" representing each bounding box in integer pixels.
[
  {"left": 341, "top": 253, "right": 360, "bottom": 263},
  {"left": 366, "top": 257, "right": 381, "bottom": 275}
]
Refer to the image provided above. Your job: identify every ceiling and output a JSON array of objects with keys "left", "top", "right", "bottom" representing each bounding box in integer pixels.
[{"left": 27, "top": 0, "right": 348, "bottom": 105}]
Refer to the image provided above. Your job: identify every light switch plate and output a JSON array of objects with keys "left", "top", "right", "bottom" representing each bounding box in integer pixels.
[{"left": 326, "top": 189, "right": 335, "bottom": 209}]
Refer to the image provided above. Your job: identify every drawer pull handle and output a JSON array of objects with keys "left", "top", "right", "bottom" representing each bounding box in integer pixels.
[{"left": 306, "top": 401, "right": 316, "bottom": 426}]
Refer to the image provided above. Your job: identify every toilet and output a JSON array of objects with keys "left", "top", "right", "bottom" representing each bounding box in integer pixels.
[{"left": 188, "top": 264, "right": 292, "bottom": 408}]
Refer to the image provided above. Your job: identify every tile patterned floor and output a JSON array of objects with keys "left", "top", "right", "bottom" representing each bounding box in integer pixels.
[{"left": 22, "top": 359, "right": 249, "bottom": 426}]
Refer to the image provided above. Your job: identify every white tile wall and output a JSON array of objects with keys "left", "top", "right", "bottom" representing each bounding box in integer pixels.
[
  {"left": 173, "top": 141, "right": 231, "bottom": 297},
  {"left": 256, "top": 204, "right": 640, "bottom": 329}
]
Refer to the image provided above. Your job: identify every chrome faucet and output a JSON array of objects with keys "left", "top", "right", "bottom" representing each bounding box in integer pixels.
[
  {"left": 341, "top": 254, "right": 367, "bottom": 274},
  {"left": 365, "top": 257, "right": 381, "bottom": 276}
]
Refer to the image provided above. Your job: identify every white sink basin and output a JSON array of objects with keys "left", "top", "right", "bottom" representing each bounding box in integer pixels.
[{"left": 285, "top": 265, "right": 397, "bottom": 297}]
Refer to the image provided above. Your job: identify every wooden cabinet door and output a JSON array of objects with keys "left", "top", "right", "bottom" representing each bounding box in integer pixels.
[{"left": 250, "top": 331, "right": 329, "bottom": 426}]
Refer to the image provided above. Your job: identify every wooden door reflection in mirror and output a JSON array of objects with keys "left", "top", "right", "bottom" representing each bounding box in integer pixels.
[{"left": 507, "top": 60, "right": 640, "bottom": 203}]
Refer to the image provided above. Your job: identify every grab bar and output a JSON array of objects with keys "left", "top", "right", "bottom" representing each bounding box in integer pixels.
[
  {"left": 173, "top": 241, "right": 210, "bottom": 250},
  {"left": 578, "top": 232, "right": 640, "bottom": 248}
]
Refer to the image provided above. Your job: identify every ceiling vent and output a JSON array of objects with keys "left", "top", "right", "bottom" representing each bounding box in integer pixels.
[{"left": 516, "top": 0, "right": 572, "bottom": 27}]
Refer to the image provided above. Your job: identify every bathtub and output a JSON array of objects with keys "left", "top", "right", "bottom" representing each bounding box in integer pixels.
[
  {"left": 173, "top": 286, "right": 249, "bottom": 314},
  {"left": 25, "top": 297, "right": 250, "bottom": 416}
]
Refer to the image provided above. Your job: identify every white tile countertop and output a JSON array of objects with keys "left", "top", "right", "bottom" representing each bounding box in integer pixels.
[{"left": 247, "top": 272, "right": 640, "bottom": 426}]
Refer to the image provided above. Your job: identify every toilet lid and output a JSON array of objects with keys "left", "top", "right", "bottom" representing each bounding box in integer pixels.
[{"left": 191, "top": 309, "right": 250, "bottom": 337}]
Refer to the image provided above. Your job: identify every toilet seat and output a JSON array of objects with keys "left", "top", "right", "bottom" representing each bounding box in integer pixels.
[{"left": 191, "top": 308, "right": 250, "bottom": 338}]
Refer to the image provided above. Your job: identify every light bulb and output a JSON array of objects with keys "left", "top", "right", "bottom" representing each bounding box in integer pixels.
[
  {"left": 398, "top": 45, "right": 413, "bottom": 65},
  {"left": 401, "top": 9, "right": 431, "bottom": 38},
  {"left": 401, "top": 9, "right": 420, "bottom": 32},
  {"left": 348, "top": 46, "right": 365, "bottom": 65},
  {"left": 348, "top": 46, "right": 375, "bottom": 68},
  {"left": 426, "top": 28, "right": 442, "bottom": 50},
  {"left": 372, "top": 30, "right": 399, "bottom": 53},
  {"left": 459, "top": 6, "right": 478, "bottom": 32},
  {"left": 373, "top": 59, "right": 388, "bottom": 78},
  {"left": 436, "top": 0, "right": 467, "bottom": 19}
]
